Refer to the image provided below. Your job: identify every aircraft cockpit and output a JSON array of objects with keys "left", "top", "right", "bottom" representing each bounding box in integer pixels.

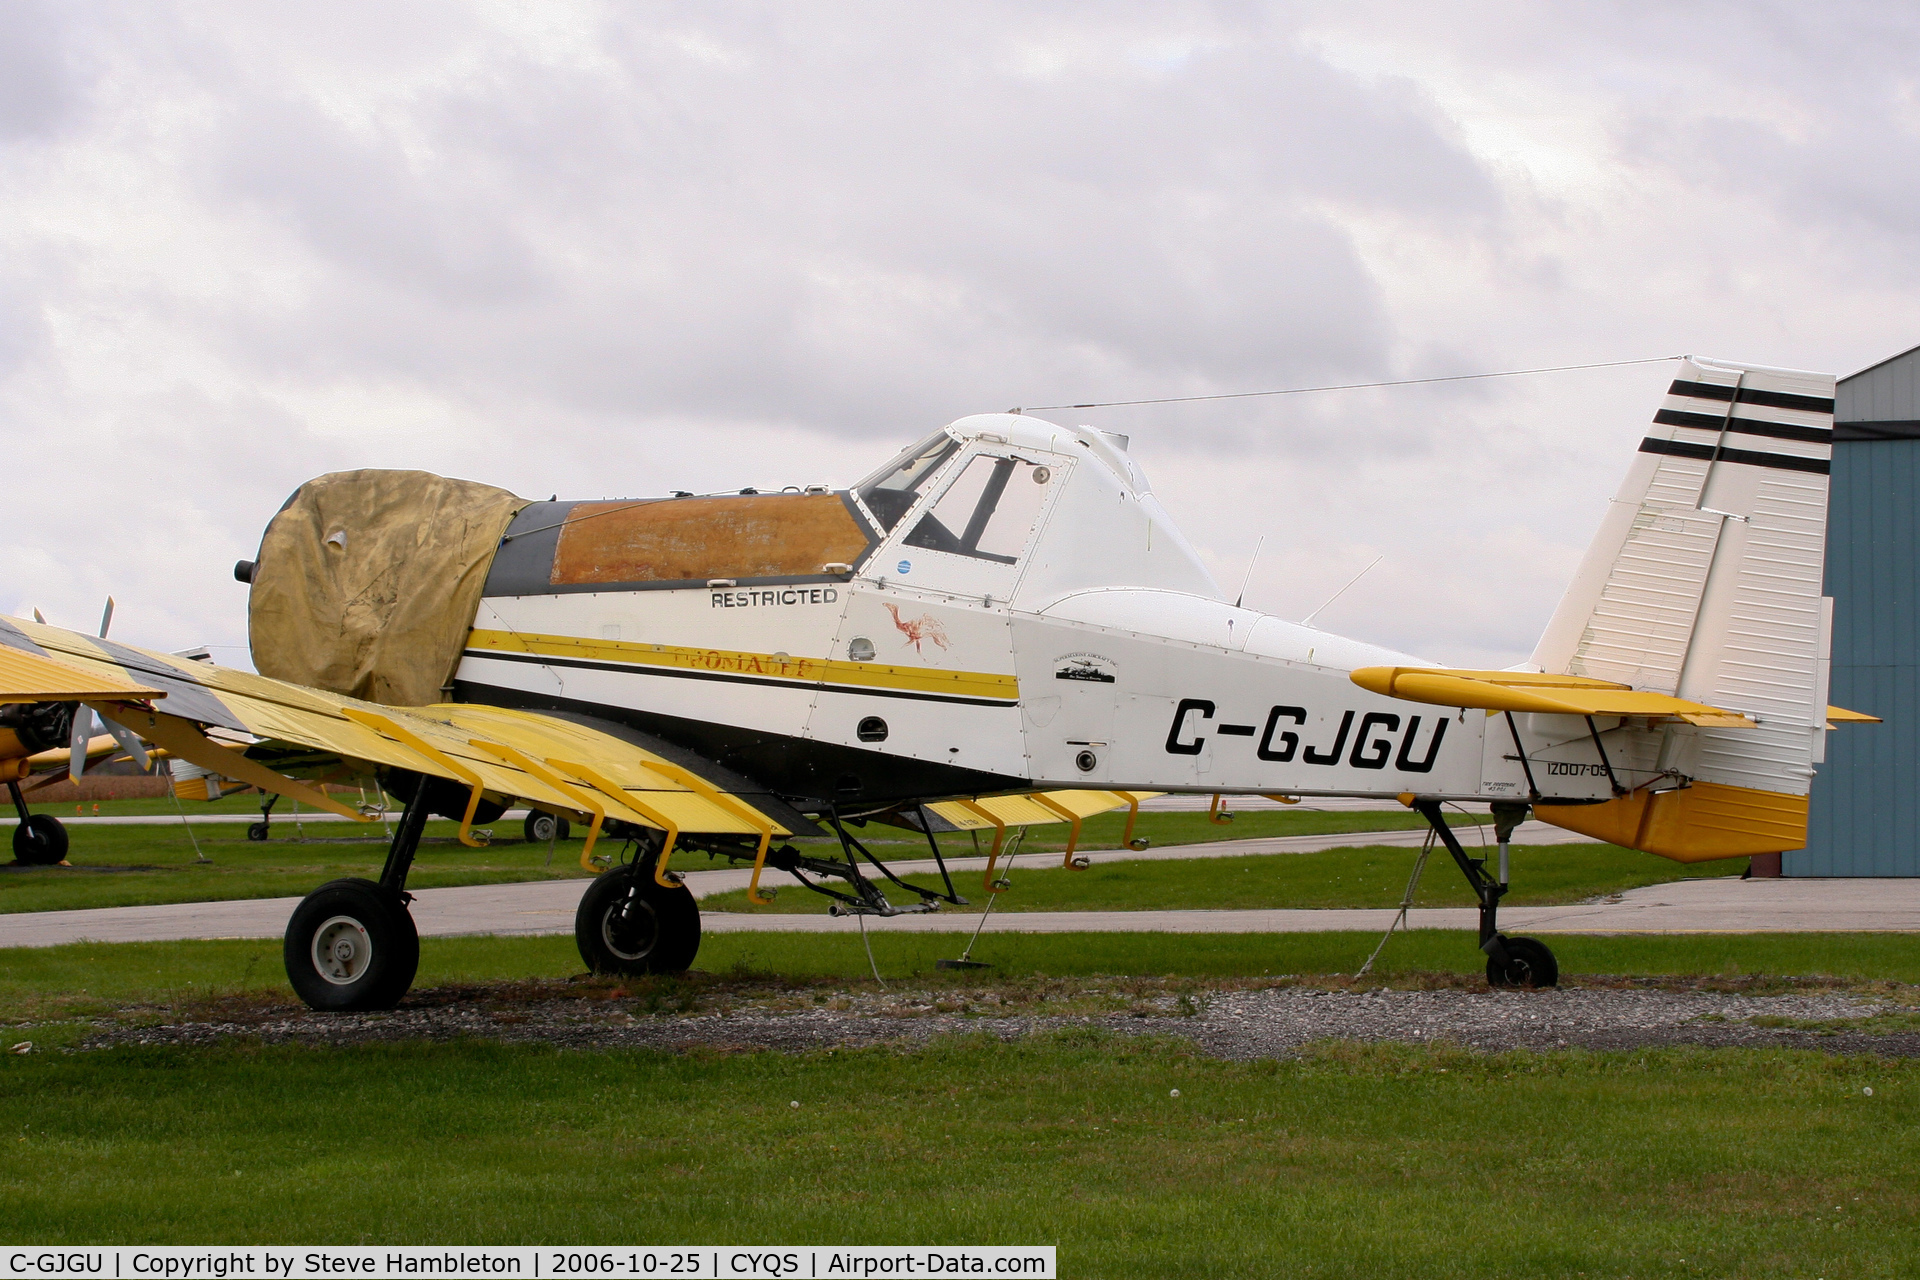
[{"left": 856, "top": 430, "right": 1054, "bottom": 568}]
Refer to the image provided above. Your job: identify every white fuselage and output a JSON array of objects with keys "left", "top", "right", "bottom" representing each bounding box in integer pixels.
[{"left": 453, "top": 415, "right": 1619, "bottom": 809}]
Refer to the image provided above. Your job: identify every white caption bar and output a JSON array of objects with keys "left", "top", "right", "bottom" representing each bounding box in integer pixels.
[{"left": 2, "top": 1250, "right": 1056, "bottom": 1280}]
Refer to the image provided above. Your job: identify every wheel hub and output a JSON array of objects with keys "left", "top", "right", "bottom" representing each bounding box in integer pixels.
[
  {"left": 312, "top": 915, "right": 373, "bottom": 984},
  {"left": 602, "top": 894, "right": 660, "bottom": 962}
]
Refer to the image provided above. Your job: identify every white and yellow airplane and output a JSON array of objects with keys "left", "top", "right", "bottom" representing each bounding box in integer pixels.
[{"left": 0, "top": 356, "right": 1875, "bottom": 1009}]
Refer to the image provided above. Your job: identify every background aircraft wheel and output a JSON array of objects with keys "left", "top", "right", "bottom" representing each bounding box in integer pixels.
[
  {"left": 524, "top": 811, "right": 569, "bottom": 843},
  {"left": 12, "top": 814, "right": 68, "bottom": 865},
  {"left": 1486, "top": 936, "right": 1559, "bottom": 990},
  {"left": 246, "top": 821, "right": 270, "bottom": 842},
  {"left": 576, "top": 864, "right": 700, "bottom": 976},
  {"left": 284, "top": 878, "right": 420, "bottom": 1011}
]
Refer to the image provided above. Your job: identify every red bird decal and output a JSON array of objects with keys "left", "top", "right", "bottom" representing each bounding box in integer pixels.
[{"left": 884, "top": 602, "right": 950, "bottom": 654}]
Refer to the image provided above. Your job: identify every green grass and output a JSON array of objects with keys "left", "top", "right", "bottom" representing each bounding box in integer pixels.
[
  {"left": 5, "top": 931, "right": 1920, "bottom": 1028},
  {"left": 0, "top": 819, "right": 600, "bottom": 914},
  {"left": 14, "top": 790, "right": 338, "bottom": 818},
  {"left": 706, "top": 840, "right": 1746, "bottom": 913},
  {"left": 1, "top": 808, "right": 1450, "bottom": 915},
  {"left": 0, "top": 1034, "right": 1913, "bottom": 1275}
]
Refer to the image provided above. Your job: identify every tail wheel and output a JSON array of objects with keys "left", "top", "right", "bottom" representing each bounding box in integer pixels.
[
  {"left": 524, "top": 811, "right": 570, "bottom": 843},
  {"left": 246, "top": 821, "right": 271, "bottom": 842},
  {"left": 284, "top": 878, "right": 419, "bottom": 1011},
  {"left": 576, "top": 864, "right": 700, "bottom": 976},
  {"left": 1486, "top": 936, "right": 1559, "bottom": 989},
  {"left": 12, "top": 814, "right": 68, "bottom": 865}
]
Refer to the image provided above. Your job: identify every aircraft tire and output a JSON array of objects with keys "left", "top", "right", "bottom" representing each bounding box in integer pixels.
[
  {"left": 246, "top": 821, "right": 271, "bottom": 842},
  {"left": 284, "top": 878, "right": 420, "bottom": 1011},
  {"left": 576, "top": 865, "right": 701, "bottom": 977},
  {"left": 12, "top": 814, "right": 68, "bottom": 865},
  {"left": 1485, "top": 936, "right": 1558, "bottom": 990},
  {"left": 524, "top": 811, "right": 570, "bottom": 843}
]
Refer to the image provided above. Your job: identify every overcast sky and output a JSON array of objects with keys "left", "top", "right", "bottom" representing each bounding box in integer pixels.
[{"left": 5, "top": 2, "right": 1917, "bottom": 669}]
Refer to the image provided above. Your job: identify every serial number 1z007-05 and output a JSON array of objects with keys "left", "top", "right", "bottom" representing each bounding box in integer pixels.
[{"left": 1544, "top": 761, "right": 1611, "bottom": 778}]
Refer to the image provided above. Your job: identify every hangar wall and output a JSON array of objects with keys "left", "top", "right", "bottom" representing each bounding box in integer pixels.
[{"left": 1793, "top": 343, "right": 1920, "bottom": 876}]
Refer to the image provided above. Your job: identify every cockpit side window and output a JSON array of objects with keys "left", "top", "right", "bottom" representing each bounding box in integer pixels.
[
  {"left": 903, "top": 454, "right": 1053, "bottom": 564},
  {"left": 855, "top": 432, "right": 960, "bottom": 531}
]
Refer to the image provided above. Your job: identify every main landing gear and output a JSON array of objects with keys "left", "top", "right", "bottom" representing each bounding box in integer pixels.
[
  {"left": 1412, "top": 799, "right": 1558, "bottom": 989},
  {"left": 575, "top": 850, "right": 700, "bottom": 977},
  {"left": 284, "top": 790, "right": 426, "bottom": 1011},
  {"left": 8, "top": 780, "right": 67, "bottom": 866}
]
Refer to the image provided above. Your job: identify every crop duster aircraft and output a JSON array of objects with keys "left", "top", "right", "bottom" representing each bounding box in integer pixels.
[{"left": 0, "top": 356, "right": 1876, "bottom": 1008}]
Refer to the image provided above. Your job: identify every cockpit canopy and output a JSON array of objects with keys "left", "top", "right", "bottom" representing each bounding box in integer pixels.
[{"left": 854, "top": 430, "right": 1053, "bottom": 566}]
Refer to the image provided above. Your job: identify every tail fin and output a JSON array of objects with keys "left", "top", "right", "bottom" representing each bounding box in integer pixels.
[{"left": 1529, "top": 357, "right": 1836, "bottom": 855}]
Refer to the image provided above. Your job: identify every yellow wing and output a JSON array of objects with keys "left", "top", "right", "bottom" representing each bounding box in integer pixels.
[
  {"left": 0, "top": 644, "right": 163, "bottom": 704},
  {"left": 0, "top": 615, "right": 799, "bottom": 840}
]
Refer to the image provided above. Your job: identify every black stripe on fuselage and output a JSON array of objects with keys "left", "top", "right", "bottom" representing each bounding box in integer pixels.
[
  {"left": 1666, "top": 379, "right": 1834, "bottom": 415},
  {"left": 460, "top": 647, "right": 1020, "bottom": 709},
  {"left": 1638, "top": 436, "right": 1831, "bottom": 474},
  {"left": 452, "top": 679, "right": 1029, "bottom": 811},
  {"left": 1652, "top": 407, "right": 1833, "bottom": 445}
]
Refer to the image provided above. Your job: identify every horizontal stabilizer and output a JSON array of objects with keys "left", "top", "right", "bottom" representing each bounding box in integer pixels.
[{"left": 1350, "top": 666, "right": 1755, "bottom": 728}]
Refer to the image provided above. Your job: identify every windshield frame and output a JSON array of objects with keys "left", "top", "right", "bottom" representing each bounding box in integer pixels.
[{"left": 853, "top": 430, "right": 961, "bottom": 532}]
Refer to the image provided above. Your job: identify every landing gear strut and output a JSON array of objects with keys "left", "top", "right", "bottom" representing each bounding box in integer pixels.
[
  {"left": 8, "top": 780, "right": 67, "bottom": 866},
  {"left": 1413, "top": 800, "right": 1558, "bottom": 989},
  {"left": 283, "top": 791, "right": 426, "bottom": 1010}
]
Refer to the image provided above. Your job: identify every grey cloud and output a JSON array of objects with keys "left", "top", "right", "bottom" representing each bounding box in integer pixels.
[
  {"left": 7, "top": 1, "right": 1916, "bottom": 664},
  {"left": 175, "top": 5, "right": 1498, "bottom": 438},
  {"left": 0, "top": 1, "right": 86, "bottom": 141}
]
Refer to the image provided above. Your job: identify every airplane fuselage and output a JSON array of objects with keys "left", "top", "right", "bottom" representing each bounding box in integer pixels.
[{"left": 449, "top": 416, "right": 1621, "bottom": 813}]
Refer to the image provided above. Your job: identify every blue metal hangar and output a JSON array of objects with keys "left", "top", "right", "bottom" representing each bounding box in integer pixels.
[{"left": 1797, "top": 342, "right": 1920, "bottom": 876}]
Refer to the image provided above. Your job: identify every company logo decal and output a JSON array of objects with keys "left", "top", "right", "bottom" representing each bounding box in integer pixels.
[{"left": 1053, "top": 652, "right": 1116, "bottom": 683}]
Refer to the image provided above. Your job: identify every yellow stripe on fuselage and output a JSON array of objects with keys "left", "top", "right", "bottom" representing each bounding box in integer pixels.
[{"left": 466, "top": 629, "right": 1019, "bottom": 702}]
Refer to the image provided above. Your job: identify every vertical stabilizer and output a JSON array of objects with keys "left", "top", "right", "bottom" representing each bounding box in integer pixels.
[{"left": 1530, "top": 357, "right": 1835, "bottom": 796}]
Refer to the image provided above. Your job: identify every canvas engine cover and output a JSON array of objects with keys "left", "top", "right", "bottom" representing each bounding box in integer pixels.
[{"left": 248, "top": 470, "right": 529, "bottom": 706}]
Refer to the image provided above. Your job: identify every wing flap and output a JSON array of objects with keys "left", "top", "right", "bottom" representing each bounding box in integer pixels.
[
  {"left": 924, "top": 789, "right": 1158, "bottom": 831},
  {"left": 1350, "top": 666, "right": 1758, "bottom": 728}
]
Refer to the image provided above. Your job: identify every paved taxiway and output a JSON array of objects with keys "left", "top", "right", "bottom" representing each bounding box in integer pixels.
[{"left": 5, "top": 821, "right": 1914, "bottom": 946}]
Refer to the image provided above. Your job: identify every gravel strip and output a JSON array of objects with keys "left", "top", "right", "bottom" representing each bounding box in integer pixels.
[{"left": 70, "top": 983, "right": 1920, "bottom": 1058}]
